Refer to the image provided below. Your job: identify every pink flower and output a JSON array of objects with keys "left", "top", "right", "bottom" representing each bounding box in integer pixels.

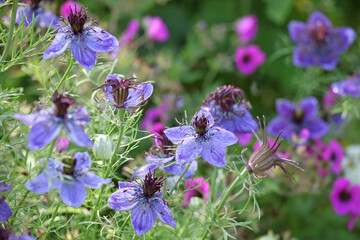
[
  {"left": 234, "top": 45, "right": 265, "bottom": 75},
  {"left": 236, "top": 15, "right": 258, "bottom": 43},
  {"left": 323, "top": 88, "right": 338, "bottom": 107},
  {"left": 236, "top": 133, "right": 252, "bottom": 146},
  {"left": 141, "top": 104, "right": 170, "bottom": 131},
  {"left": 55, "top": 137, "right": 69, "bottom": 153},
  {"left": 60, "top": 1, "right": 82, "bottom": 18},
  {"left": 183, "top": 177, "right": 209, "bottom": 207},
  {"left": 323, "top": 139, "right": 344, "bottom": 174},
  {"left": 145, "top": 16, "right": 169, "bottom": 42}
]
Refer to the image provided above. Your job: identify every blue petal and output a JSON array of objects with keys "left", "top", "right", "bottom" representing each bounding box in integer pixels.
[
  {"left": 163, "top": 162, "right": 195, "bottom": 178},
  {"left": 164, "top": 126, "right": 193, "bottom": 144},
  {"left": 14, "top": 110, "right": 49, "bottom": 126},
  {"left": 176, "top": 138, "right": 202, "bottom": 163},
  {"left": 133, "top": 164, "right": 159, "bottom": 178},
  {"left": 74, "top": 152, "right": 91, "bottom": 172},
  {"left": 267, "top": 116, "right": 293, "bottom": 140},
  {"left": 298, "top": 97, "right": 318, "bottom": 120},
  {"left": 73, "top": 106, "right": 90, "bottom": 123},
  {"left": 232, "top": 110, "right": 259, "bottom": 134},
  {"left": 108, "top": 186, "right": 138, "bottom": 211},
  {"left": 319, "top": 58, "right": 338, "bottom": 71},
  {"left": 304, "top": 118, "right": 329, "bottom": 139},
  {"left": 211, "top": 128, "right": 238, "bottom": 147},
  {"left": 292, "top": 46, "right": 313, "bottom": 68},
  {"left": 78, "top": 171, "right": 110, "bottom": 189},
  {"left": 63, "top": 120, "right": 93, "bottom": 148},
  {"left": 28, "top": 120, "right": 61, "bottom": 150},
  {"left": 0, "top": 182, "right": 13, "bottom": 192},
  {"left": 70, "top": 40, "right": 97, "bottom": 70},
  {"left": 37, "top": 10, "right": 60, "bottom": 29},
  {"left": 16, "top": 7, "right": 34, "bottom": 26},
  {"left": 60, "top": 181, "right": 87, "bottom": 208},
  {"left": 288, "top": 21, "right": 306, "bottom": 43},
  {"left": 307, "top": 11, "right": 332, "bottom": 27},
  {"left": 131, "top": 202, "right": 156, "bottom": 236},
  {"left": 83, "top": 27, "right": 119, "bottom": 52},
  {"left": 0, "top": 200, "right": 12, "bottom": 222},
  {"left": 194, "top": 110, "right": 215, "bottom": 125},
  {"left": 25, "top": 172, "right": 62, "bottom": 194},
  {"left": 43, "top": 32, "right": 71, "bottom": 60},
  {"left": 151, "top": 198, "right": 176, "bottom": 228},
  {"left": 275, "top": 99, "right": 295, "bottom": 117},
  {"left": 200, "top": 138, "right": 227, "bottom": 167},
  {"left": 125, "top": 83, "right": 154, "bottom": 108},
  {"left": 146, "top": 155, "right": 174, "bottom": 164}
]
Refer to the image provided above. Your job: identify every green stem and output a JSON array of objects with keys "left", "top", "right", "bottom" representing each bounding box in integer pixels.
[
  {"left": 53, "top": 59, "right": 75, "bottom": 94},
  {"left": 42, "top": 201, "right": 61, "bottom": 239},
  {"left": 201, "top": 168, "right": 247, "bottom": 240},
  {"left": 8, "top": 191, "right": 29, "bottom": 226},
  {"left": 168, "top": 162, "right": 192, "bottom": 197},
  {"left": 1, "top": 0, "right": 18, "bottom": 64},
  {"left": 119, "top": 214, "right": 131, "bottom": 233}
]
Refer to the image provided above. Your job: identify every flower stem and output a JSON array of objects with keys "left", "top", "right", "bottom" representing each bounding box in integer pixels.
[
  {"left": 0, "top": 0, "right": 18, "bottom": 64},
  {"left": 53, "top": 59, "right": 75, "bottom": 94},
  {"left": 42, "top": 201, "right": 61, "bottom": 239},
  {"left": 168, "top": 162, "right": 192, "bottom": 197},
  {"left": 8, "top": 190, "right": 29, "bottom": 226},
  {"left": 200, "top": 168, "right": 247, "bottom": 240},
  {"left": 119, "top": 214, "right": 131, "bottom": 233}
]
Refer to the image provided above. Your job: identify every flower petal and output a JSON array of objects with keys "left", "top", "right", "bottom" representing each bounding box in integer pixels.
[
  {"left": 131, "top": 202, "right": 156, "bottom": 236},
  {"left": 78, "top": 171, "right": 110, "bottom": 189},
  {"left": 74, "top": 152, "right": 91, "bottom": 172},
  {"left": 211, "top": 128, "right": 238, "bottom": 146},
  {"left": 307, "top": 11, "right": 332, "bottom": 27},
  {"left": 151, "top": 198, "right": 176, "bottom": 228},
  {"left": 267, "top": 116, "right": 292, "bottom": 140},
  {"left": 83, "top": 26, "right": 119, "bottom": 52},
  {"left": 288, "top": 21, "right": 307, "bottom": 43},
  {"left": 43, "top": 32, "right": 71, "bottom": 60},
  {"left": 60, "top": 181, "right": 87, "bottom": 208},
  {"left": 125, "top": 83, "right": 154, "bottom": 107},
  {"left": 200, "top": 138, "right": 226, "bottom": 167},
  {"left": 304, "top": 118, "right": 329, "bottom": 139},
  {"left": 25, "top": 172, "right": 62, "bottom": 194},
  {"left": 133, "top": 164, "right": 159, "bottom": 178},
  {"left": 0, "top": 200, "right": 12, "bottom": 222},
  {"left": 232, "top": 111, "right": 259, "bottom": 134},
  {"left": 298, "top": 97, "right": 318, "bottom": 120},
  {"left": 164, "top": 126, "right": 193, "bottom": 144},
  {"left": 63, "top": 120, "right": 93, "bottom": 148},
  {"left": 333, "top": 27, "right": 356, "bottom": 53},
  {"left": 163, "top": 162, "right": 195, "bottom": 178},
  {"left": 28, "top": 120, "right": 61, "bottom": 150},
  {"left": 14, "top": 110, "right": 49, "bottom": 126},
  {"left": 275, "top": 98, "right": 295, "bottom": 117},
  {"left": 108, "top": 186, "right": 138, "bottom": 211},
  {"left": 176, "top": 138, "right": 202, "bottom": 163},
  {"left": 70, "top": 40, "right": 97, "bottom": 70},
  {"left": 38, "top": 10, "right": 60, "bottom": 29}
]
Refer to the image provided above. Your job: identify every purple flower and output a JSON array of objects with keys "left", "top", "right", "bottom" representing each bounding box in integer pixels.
[
  {"left": 201, "top": 85, "right": 258, "bottom": 135},
  {"left": 234, "top": 45, "right": 265, "bottom": 75},
  {"left": 243, "top": 116, "right": 303, "bottom": 179},
  {"left": 0, "top": 182, "right": 12, "bottom": 223},
  {"left": 330, "top": 178, "right": 360, "bottom": 216},
  {"left": 133, "top": 130, "right": 197, "bottom": 178},
  {"left": 141, "top": 104, "right": 170, "bottom": 131},
  {"left": 323, "top": 88, "right": 338, "bottom": 106},
  {"left": 267, "top": 97, "right": 329, "bottom": 142},
  {"left": 108, "top": 171, "right": 176, "bottom": 236},
  {"left": 235, "top": 133, "right": 253, "bottom": 146},
  {"left": 55, "top": 137, "right": 69, "bottom": 153},
  {"left": 236, "top": 15, "right": 258, "bottom": 43},
  {"left": 183, "top": 177, "right": 209, "bottom": 207},
  {"left": 93, "top": 74, "right": 153, "bottom": 112},
  {"left": 14, "top": 93, "right": 93, "bottom": 150},
  {"left": 288, "top": 11, "right": 356, "bottom": 70},
  {"left": 323, "top": 139, "right": 344, "bottom": 174},
  {"left": 164, "top": 110, "right": 238, "bottom": 167},
  {"left": 331, "top": 72, "right": 360, "bottom": 98},
  {"left": 0, "top": 227, "right": 36, "bottom": 240},
  {"left": 144, "top": 16, "right": 169, "bottom": 42},
  {"left": 43, "top": 8, "right": 118, "bottom": 70},
  {"left": 60, "top": 1, "right": 82, "bottom": 18},
  {"left": 25, "top": 152, "right": 110, "bottom": 208},
  {"left": 16, "top": 0, "right": 60, "bottom": 29}
]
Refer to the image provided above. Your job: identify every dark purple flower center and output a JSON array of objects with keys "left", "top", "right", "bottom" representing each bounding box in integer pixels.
[
  {"left": 330, "top": 152, "right": 337, "bottom": 162},
  {"left": 243, "top": 54, "right": 251, "bottom": 63},
  {"left": 0, "top": 227, "right": 11, "bottom": 240},
  {"left": 52, "top": 93, "right": 75, "bottom": 118},
  {"left": 310, "top": 20, "right": 329, "bottom": 44},
  {"left": 62, "top": 158, "right": 77, "bottom": 176},
  {"left": 68, "top": 7, "right": 88, "bottom": 35},
  {"left": 30, "top": 0, "right": 42, "bottom": 9},
  {"left": 293, "top": 109, "right": 305, "bottom": 124},
  {"left": 193, "top": 115, "right": 210, "bottom": 137},
  {"left": 148, "top": 130, "right": 174, "bottom": 156},
  {"left": 142, "top": 171, "right": 165, "bottom": 198},
  {"left": 204, "top": 85, "right": 245, "bottom": 112},
  {"left": 339, "top": 190, "right": 351, "bottom": 202}
]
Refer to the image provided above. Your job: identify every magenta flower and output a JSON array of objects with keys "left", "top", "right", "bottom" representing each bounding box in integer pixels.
[
  {"left": 60, "top": 1, "right": 82, "bottom": 18},
  {"left": 55, "top": 137, "right": 69, "bottom": 153},
  {"left": 331, "top": 72, "right": 360, "bottom": 98},
  {"left": 288, "top": 11, "right": 356, "bottom": 70},
  {"left": 323, "top": 139, "right": 343, "bottom": 174},
  {"left": 108, "top": 171, "right": 176, "bottom": 236},
  {"left": 141, "top": 104, "right": 170, "bottom": 131},
  {"left": 183, "top": 177, "right": 209, "bottom": 207},
  {"left": 236, "top": 133, "right": 253, "bottom": 146},
  {"left": 323, "top": 88, "right": 338, "bottom": 106},
  {"left": 145, "top": 16, "right": 170, "bottom": 42},
  {"left": 234, "top": 45, "right": 265, "bottom": 75},
  {"left": 236, "top": 15, "right": 258, "bottom": 43}
]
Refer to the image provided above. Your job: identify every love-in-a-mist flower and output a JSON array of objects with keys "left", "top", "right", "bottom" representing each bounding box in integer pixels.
[
  {"left": 267, "top": 97, "right": 329, "bottom": 142},
  {"left": 16, "top": 0, "right": 60, "bottom": 28},
  {"left": 236, "top": 15, "right": 258, "bottom": 43},
  {"left": 133, "top": 130, "right": 197, "bottom": 178},
  {"left": 183, "top": 177, "right": 209, "bottom": 207},
  {"left": 0, "top": 182, "right": 12, "bottom": 222},
  {"left": 25, "top": 152, "right": 110, "bottom": 208},
  {"left": 144, "top": 16, "right": 170, "bottom": 42},
  {"left": 93, "top": 74, "right": 153, "bottom": 112},
  {"left": 242, "top": 116, "right": 304, "bottom": 179},
  {"left": 108, "top": 171, "right": 176, "bottom": 236},
  {"left": 331, "top": 72, "right": 360, "bottom": 98},
  {"left": 201, "top": 85, "right": 258, "bottom": 135},
  {"left": 234, "top": 45, "right": 265, "bottom": 75},
  {"left": 323, "top": 139, "right": 344, "bottom": 174},
  {"left": 288, "top": 11, "right": 356, "bottom": 70},
  {"left": 164, "top": 110, "right": 238, "bottom": 167},
  {"left": 43, "top": 7, "right": 118, "bottom": 70},
  {"left": 14, "top": 93, "right": 93, "bottom": 150},
  {"left": 60, "top": 1, "right": 82, "bottom": 18}
]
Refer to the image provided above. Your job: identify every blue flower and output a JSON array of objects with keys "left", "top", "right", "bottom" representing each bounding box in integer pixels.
[
  {"left": 25, "top": 152, "right": 110, "bottom": 208},
  {"left": 16, "top": 0, "right": 60, "bottom": 29},
  {"left": 133, "top": 130, "right": 197, "bottom": 178},
  {"left": 331, "top": 72, "right": 360, "bottom": 98},
  {"left": 93, "top": 74, "right": 153, "bottom": 112},
  {"left": 14, "top": 93, "right": 93, "bottom": 150},
  {"left": 288, "top": 11, "right": 356, "bottom": 70},
  {"left": 267, "top": 97, "right": 329, "bottom": 142},
  {"left": 201, "top": 85, "right": 258, "bottom": 135},
  {"left": 0, "top": 227, "right": 36, "bottom": 240},
  {"left": 164, "top": 110, "right": 238, "bottom": 167},
  {"left": 0, "top": 182, "right": 13, "bottom": 223},
  {"left": 108, "top": 171, "right": 176, "bottom": 236},
  {"left": 43, "top": 8, "right": 118, "bottom": 70}
]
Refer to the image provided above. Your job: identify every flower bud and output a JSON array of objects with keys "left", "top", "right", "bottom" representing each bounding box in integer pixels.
[{"left": 93, "top": 135, "right": 115, "bottom": 160}]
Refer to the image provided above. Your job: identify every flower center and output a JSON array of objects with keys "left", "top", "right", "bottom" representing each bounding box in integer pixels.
[
  {"left": 204, "top": 85, "right": 245, "bottom": 113},
  {"left": 30, "top": 0, "right": 42, "bottom": 9},
  {"left": 339, "top": 190, "right": 351, "bottom": 202},
  {"left": 142, "top": 171, "right": 165, "bottom": 198},
  {"left": 62, "top": 158, "right": 77, "bottom": 176},
  {"left": 52, "top": 93, "right": 75, "bottom": 118},
  {"left": 293, "top": 109, "right": 304, "bottom": 124},
  {"left": 68, "top": 7, "right": 88, "bottom": 35},
  {"left": 243, "top": 54, "right": 251, "bottom": 63},
  {"left": 193, "top": 115, "right": 210, "bottom": 137},
  {"left": 310, "top": 20, "right": 328, "bottom": 44}
]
